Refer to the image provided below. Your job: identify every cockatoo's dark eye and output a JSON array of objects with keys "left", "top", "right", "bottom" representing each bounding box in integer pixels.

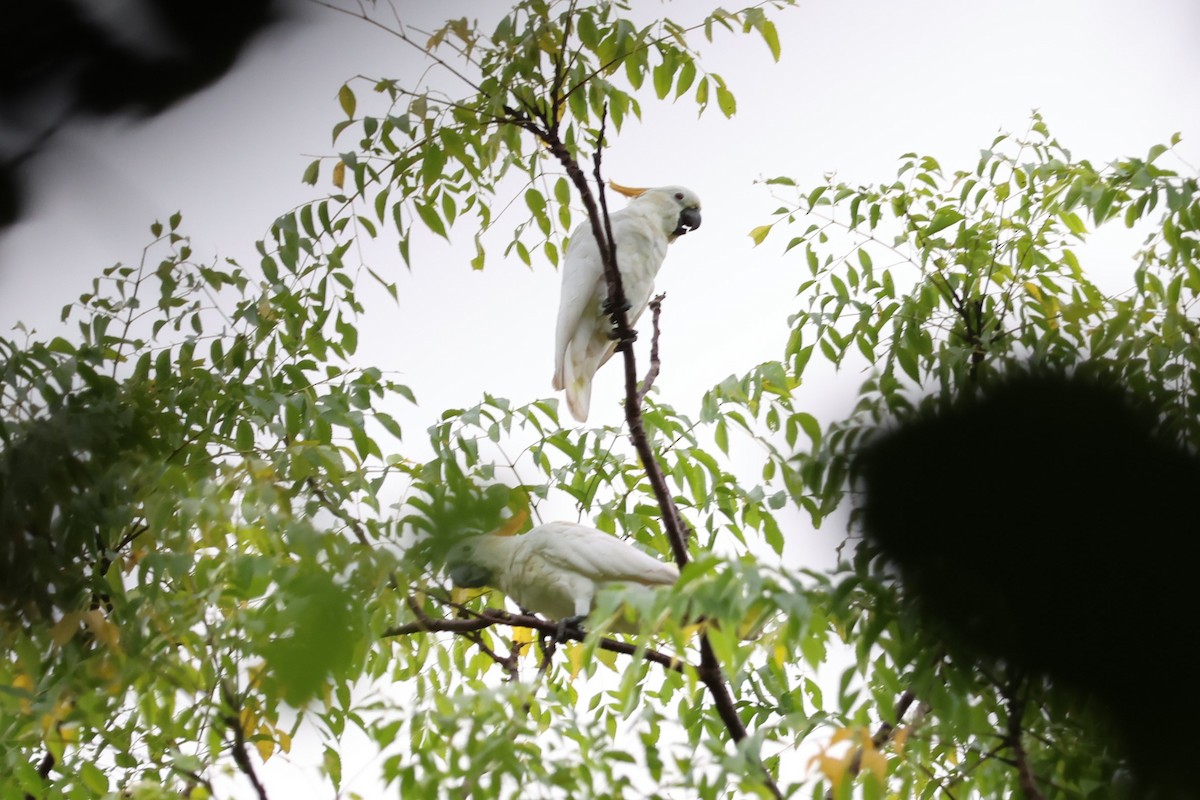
[{"left": 674, "top": 192, "right": 684, "bottom": 200}]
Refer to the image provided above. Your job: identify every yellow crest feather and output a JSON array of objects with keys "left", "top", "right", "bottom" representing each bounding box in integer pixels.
[{"left": 608, "top": 180, "right": 648, "bottom": 198}]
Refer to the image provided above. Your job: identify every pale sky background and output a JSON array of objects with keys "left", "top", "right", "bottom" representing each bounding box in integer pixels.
[{"left": 1, "top": 0, "right": 1198, "bottom": 796}]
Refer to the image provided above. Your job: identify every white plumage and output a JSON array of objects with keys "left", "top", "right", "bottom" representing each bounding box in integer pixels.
[
  {"left": 447, "top": 521, "right": 679, "bottom": 625},
  {"left": 552, "top": 184, "right": 701, "bottom": 422}
]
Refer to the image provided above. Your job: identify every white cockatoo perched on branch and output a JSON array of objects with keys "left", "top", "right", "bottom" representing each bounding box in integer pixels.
[
  {"left": 552, "top": 183, "right": 702, "bottom": 422},
  {"left": 447, "top": 520, "right": 679, "bottom": 631}
]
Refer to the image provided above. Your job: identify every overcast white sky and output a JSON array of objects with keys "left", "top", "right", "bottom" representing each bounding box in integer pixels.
[{"left": 1, "top": 0, "right": 1198, "bottom": 795}]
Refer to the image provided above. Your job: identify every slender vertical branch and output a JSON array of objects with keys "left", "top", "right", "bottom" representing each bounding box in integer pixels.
[
  {"left": 22, "top": 752, "right": 54, "bottom": 800},
  {"left": 638, "top": 293, "right": 666, "bottom": 401},
  {"left": 221, "top": 683, "right": 270, "bottom": 800},
  {"left": 307, "top": 476, "right": 370, "bottom": 545},
  {"left": 828, "top": 689, "right": 918, "bottom": 800},
  {"left": 1005, "top": 685, "right": 1044, "bottom": 800},
  {"left": 588, "top": 125, "right": 691, "bottom": 567}
]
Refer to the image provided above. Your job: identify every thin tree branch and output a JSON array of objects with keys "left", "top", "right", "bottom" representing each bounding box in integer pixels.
[
  {"left": 386, "top": 598, "right": 689, "bottom": 674},
  {"left": 306, "top": 0, "right": 484, "bottom": 93},
  {"left": 22, "top": 752, "right": 54, "bottom": 800},
  {"left": 306, "top": 477, "right": 370, "bottom": 545},
  {"left": 873, "top": 689, "right": 917, "bottom": 749},
  {"left": 463, "top": 628, "right": 521, "bottom": 682},
  {"left": 828, "top": 689, "right": 918, "bottom": 799},
  {"left": 548, "top": 0, "right": 577, "bottom": 137},
  {"left": 1005, "top": 685, "right": 1044, "bottom": 800},
  {"left": 221, "top": 684, "right": 270, "bottom": 800},
  {"left": 638, "top": 293, "right": 666, "bottom": 401},
  {"left": 915, "top": 761, "right": 961, "bottom": 800},
  {"left": 177, "top": 769, "right": 216, "bottom": 796},
  {"left": 588, "top": 126, "right": 692, "bottom": 567}
]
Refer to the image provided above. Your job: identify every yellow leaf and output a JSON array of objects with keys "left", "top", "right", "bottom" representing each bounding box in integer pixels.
[
  {"left": 51, "top": 612, "right": 82, "bottom": 647},
  {"left": 749, "top": 225, "right": 772, "bottom": 246},
  {"left": 860, "top": 745, "right": 888, "bottom": 782},
  {"left": 772, "top": 641, "right": 788, "bottom": 669},
  {"left": 1023, "top": 281, "right": 1042, "bottom": 301},
  {"left": 277, "top": 729, "right": 292, "bottom": 754},
  {"left": 451, "top": 586, "right": 489, "bottom": 605},
  {"left": 239, "top": 706, "right": 257, "bottom": 735},
  {"left": 255, "top": 737, "right": 275, "bottom": 763},
  {"left": 566, "top": 643, "right": 585, "bottom": 681},
  {"left": 511, "top": 626, "right": 534, "bottom": 658},
  {"left": 41, "top": 698, "right": 74, "bottom": 742},
  {"left": 246, "top": 662, "right": 267, "bottom": 689},
  {"left": 58, "top": 721, "right": 80, "bottom": 743},
  {"left": 893, "top": 726, "right": 909, "bottom": 756},
  {"left": 830, "top": 725, "right": 859, "bottom": 745},
  {"left": 122, "top": 548, "right": 147, "bottom": 573},
  {"left": 13, "top": 673, "right": 35, "bottom": 713},
  {"left": 332, "top": 160, "right": 346, "bottom": 190},
  {"left": 807, "top": 750, "right": 854, "bottom": 795},
  {"left": 82, "top": 609, "right": 121, "bottom": 651}
]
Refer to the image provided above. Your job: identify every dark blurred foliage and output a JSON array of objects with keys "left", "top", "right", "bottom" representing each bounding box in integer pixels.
[
  {"left": 0, "top": 383, "right": 158, "bottom": 621},
  {"left": 856, "top": 365, "right": 1199, "bottom": 798},
  {"left": 0, "top": 0, "right": 288, "bottom": 228}
]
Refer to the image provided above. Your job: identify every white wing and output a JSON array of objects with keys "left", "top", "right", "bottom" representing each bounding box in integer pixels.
[
  {"left": 553, "top": 223, "right": 605, "bottom": 390},
  {"left": 595, "top": 211, "right": 669, "bottom": 371},
  {"left": 527, "top": 521, "right": 679, "bottom": 586}
]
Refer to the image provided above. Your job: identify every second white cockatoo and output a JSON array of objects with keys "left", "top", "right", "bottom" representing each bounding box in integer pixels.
[
  {"left": 552, "top": 183, "right": 702, "bottom": 422},
  {"left": 446, "top": 520, "right": 679, "bottom": 631}
]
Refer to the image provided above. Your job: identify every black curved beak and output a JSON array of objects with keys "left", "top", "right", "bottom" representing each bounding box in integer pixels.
[
  {"left": 674, "top": 207, "right": 702, "bottom": 237},
  {"left": 450, "top": 563, "right": 491, "bottom": 588}
]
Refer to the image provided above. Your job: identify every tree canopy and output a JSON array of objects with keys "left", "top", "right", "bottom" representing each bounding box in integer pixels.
[{"left": 2, "top": 1, "right": 1197, "bottom": 799}]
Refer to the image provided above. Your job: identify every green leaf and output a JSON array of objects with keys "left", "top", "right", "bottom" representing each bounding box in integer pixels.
[
  {"left": 749, "top": 225, "right": 772, "bottom": 246},
  {"left": 925, "top": 208, "right": 965, "bottom": 236},
  {"left": 80, "top": 763, "right": 108, "bottom": 794},
  {"left": 554, "top": 177, "right": 571, "bottom": 206},
  {"left": 652, "top": 59, "right": 674, "bottom": 100},
  {"left": 1061, "top": 210, "right": 1087, "bottom": 235},
  {"left": 47, "top": 336, "right": 76, "bottom": 354},
  {"left": 338, "top": 84, "right": 357, "bottom": 118},
  {"left": 674, "top": 59, "right": 696, "bottom": 99},
  {"left": 414, "top": 200, "right": 448, "bottom": 239},
  {"left": 793, "top": 412, "right": 821, "bottom": 447},
  {"left": 715, "top": 85, "right": 737, "bottom": 118},
  {"left": 236, "top": 420, "right": 254, "bottom": 452},
  {"left": 297, "top": 160, "right": 316, "bottom": 188},
  {"left": 895, "top": 346, "right": 921, "bottom": 382},
  {"left": 759, "top": 19, "right": 781, "bottom": 61}
]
